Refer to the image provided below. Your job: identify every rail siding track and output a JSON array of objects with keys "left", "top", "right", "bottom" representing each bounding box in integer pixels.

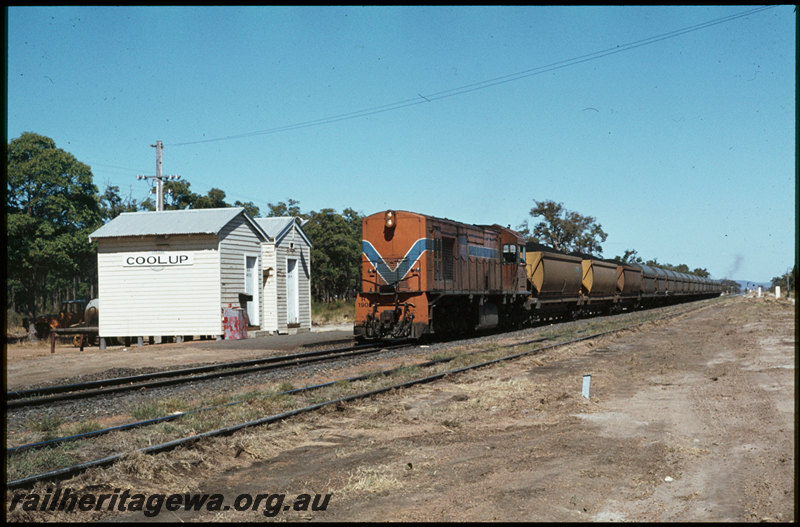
[
  {"left": 5, "top": 342, "right": 410, "bottom": 409},
  {"left": 5, "top": 298, "right": 719, "bottom": 490},
  {"left": 6, "top": 333, "right": 552, "bottom": 457}
]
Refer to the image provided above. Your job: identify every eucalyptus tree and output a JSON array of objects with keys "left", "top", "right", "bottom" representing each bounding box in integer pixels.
[
  {"left": 519, "top": 200, "right": 608, "bottom": 256},
  {"left": 266, "top": 200, "right": 363, "bottom": 302},
  {"left": 7, "top": 132, "right": 103, "bottom": 333}
]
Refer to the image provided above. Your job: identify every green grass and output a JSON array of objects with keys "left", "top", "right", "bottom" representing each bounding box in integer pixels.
[
  {"left": 61, "top": 420, "right": 102, "bottom": 436},
  {"left": 6, "top": 447, "right": 80, "bottom": 482},
  {"left": 23, "top": 414, "right": 64, "bottom": 437},
  {"left": 128, "top": 400, "right": 181, "bottom": 421}
]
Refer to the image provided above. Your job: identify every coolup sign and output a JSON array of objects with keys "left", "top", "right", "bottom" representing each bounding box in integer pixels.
[{"left": 123, "top": 253, "right": 194, "bottom": 267}]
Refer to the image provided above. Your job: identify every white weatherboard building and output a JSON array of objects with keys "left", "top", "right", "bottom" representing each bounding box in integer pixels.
[
  {"left": 89, "top": 208, "right": 270, "bottom": 343},
  {"left": 254, "top": 217, "right": 313, "bottom": 334}
]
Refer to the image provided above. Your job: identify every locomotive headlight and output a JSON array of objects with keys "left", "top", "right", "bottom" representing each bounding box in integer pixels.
[{"left": 385, "top": 210, "right": 396, "bottom": 229}]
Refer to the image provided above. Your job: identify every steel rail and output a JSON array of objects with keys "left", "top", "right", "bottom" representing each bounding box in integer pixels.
[
  {"left": 6, "top": 341, "right": 411, "bottom": 409},
  {"left": 6, "top": 299, "right": 715, "bottom": 455},
  {"left": 6, "top": 335, "right": 552, "bottom": 456},
  {"left": 7, "top": 342, "right": 379, "bottom": 400},
  {"left": 6, "top": 299, "right": 718, "bottom": 489}
]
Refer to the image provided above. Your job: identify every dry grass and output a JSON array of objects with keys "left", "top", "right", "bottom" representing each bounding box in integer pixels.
[
  {"left": 4, "top": 332, "right": 578, "bottom": 482},
  {"left": 340, "top": 464, "right": 404, "bottom": 493},
  {"left": 9, "top": 299, "right": 728, "bottom": 497},
  {"left": 312, "top": 300, "right": 355, "bottom": 325}
]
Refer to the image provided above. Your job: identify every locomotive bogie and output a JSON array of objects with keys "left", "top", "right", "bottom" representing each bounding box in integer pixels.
[{"left": 354, "top": 291, "right": 430, "bottom": 340}]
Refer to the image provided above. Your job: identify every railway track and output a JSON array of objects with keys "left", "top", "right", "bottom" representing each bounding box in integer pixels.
[
  {"left": 5, "top": 341, "right": 411, "bottom": 410},
  {"left": 5, "top": 298, "right": 721, "bottom": 489}
]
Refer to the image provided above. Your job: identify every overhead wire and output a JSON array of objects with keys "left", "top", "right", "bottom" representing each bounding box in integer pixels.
[
  {"left": 167, "top": 5, "right": 777, "bottom": 147},
  {"left": 84, "top": 5, "right": 777, "bottom": 210}
]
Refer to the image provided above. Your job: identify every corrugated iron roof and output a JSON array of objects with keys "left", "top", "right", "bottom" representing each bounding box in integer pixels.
[
  {"left": 89, "top": 207, "right": 269, "bottom": 240},
  {"left": 254, "top": 217, "right": 312, "bottom": 247},
  {"left": 255, "top": 217, "right": 295, "bottom": 239}
]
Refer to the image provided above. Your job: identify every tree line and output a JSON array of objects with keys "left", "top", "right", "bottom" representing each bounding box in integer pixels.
[
  {"left": 770, "top": 265, "right": 796, "bottom": 295},
  {"left": 6, "top": 132, "right": 362, "bottom": 324},
  {"left": 516, "top": 200, "right": 712, "bottom": 277},
  {"left": 9, "top": 133, "right": 768, "bottom": 325}
]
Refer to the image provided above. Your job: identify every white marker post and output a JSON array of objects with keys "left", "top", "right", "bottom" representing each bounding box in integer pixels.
[{"left": 582, "top": 375, "right": 592, "bottom": 399}]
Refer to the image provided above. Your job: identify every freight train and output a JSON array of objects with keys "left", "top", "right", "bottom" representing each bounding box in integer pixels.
[{"left": 354, "top": 210, "right": 722, "bottom": 341}]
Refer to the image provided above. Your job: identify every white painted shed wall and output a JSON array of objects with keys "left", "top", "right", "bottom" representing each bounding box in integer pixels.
[
  {"left": 96, "top": 236, "right": 221, "bottom": 337},
  {"left": 261, "top": 224, "right": 312, "bottom": 333},
  {"left": 219, "top": 218, "right": 263, "bottom": 327},
  {"left": 261, "top": 244, "right": 279, "bottom": 331}
]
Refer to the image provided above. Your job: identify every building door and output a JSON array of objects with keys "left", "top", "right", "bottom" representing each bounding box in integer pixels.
[
  {"left": 245, "top": 256, "right": 259, "bottom": 327},
  {"left": 286, "top": 258, "right": 299, "bottom": 326}
]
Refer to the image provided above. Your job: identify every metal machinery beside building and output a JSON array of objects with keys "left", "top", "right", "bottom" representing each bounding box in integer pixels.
[
  {"left": 89, "top": 208, "right": 271, "bottom": 346},
  {"left": 254, "top": 217, "right": 313, "bottom": 334}
]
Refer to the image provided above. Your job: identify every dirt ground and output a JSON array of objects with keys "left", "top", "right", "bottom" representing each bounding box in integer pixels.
[
  {"left": 4, "top": 325, "right": 354, "bottom": 391},
  {"left": 5, "top": 296, "right": 796, "bottom": 522}
]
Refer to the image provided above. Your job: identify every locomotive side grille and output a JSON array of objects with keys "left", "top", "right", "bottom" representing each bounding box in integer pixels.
[{"left": 442, "top": 237, "right": 455, "bottom": 281}]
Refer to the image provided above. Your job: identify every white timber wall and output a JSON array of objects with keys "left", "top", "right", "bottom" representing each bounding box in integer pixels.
[
  {"left": 293, "top": 229, "right": 313, "bottom": 330},
  {"left": 278, "top": 227, "right": 312, "bottom": 332},
  {"left": 261, "top": 244, "right": 279, "bottom": 332},
  {"left": 262, "top": 225, "right": 312, "bottom": 333},
  {"left": 219, "top": 217, "right": 263, "bottom": 327},
  {"left": 96, "top": 235, "right": 221, "bottom": 337}
]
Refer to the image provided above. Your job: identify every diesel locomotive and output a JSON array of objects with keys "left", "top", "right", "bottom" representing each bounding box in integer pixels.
[{"left": 354, "top": 210, "right": 722, "bottom": 341}]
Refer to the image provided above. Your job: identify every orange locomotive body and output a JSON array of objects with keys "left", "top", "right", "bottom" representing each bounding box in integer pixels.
[{"left": 354, "top": 210, "right": 529, "bottom": 340}]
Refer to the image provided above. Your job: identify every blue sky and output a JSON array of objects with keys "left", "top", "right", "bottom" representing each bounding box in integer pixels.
[{"left": 6, "top": 6, "right": 796, "bottom": 283}]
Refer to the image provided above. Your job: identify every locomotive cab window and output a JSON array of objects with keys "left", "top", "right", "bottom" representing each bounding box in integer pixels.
[{"left": 503, "top": 244, "right": 517, "bottom": 263}]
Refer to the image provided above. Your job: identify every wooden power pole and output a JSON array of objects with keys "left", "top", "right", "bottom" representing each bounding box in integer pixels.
[{"left": 138, "top": 140, "right": 181, "bottom": 211}]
